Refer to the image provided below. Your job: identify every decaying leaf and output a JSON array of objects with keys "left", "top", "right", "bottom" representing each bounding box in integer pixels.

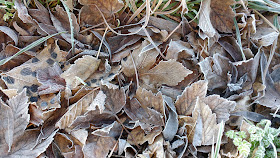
[
  {"left": 192, "top": 97, "right": 220, "bottom": 146},
  {"left": 0, "top": 89, "right": 29, "bottom": 152},
  {"left": 36, "top": 62, "right": 66, "bottom": 95},
  {"left": 198, "top": 0, "right": 217, "bottom": 37},
  {"left": 141, "top": 59, "right": 193, "bottom": 86},
  {"left": 199, "top": 54, "right": 234, "bottom": 91},
  {"left": 202, "top": 95, "right": 236, "bottom": 123},
  {"left": 122, "top": 40, "right": 159, "bottom": 77},
  {"left": 210, "top": 0, "right": 235, "bottom": 33},
  {"left": 127, "top": 126, "right": 162, "bottom": 145},
  {"left": 175, "top": 80, "right": 208, "bottom": 116},
  {"left": 61, "top": 55, "right": 100, "bottom": 90}
]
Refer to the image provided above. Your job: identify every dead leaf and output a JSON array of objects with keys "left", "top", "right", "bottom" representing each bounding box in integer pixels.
[
  {"left": 127, "top": 126, "right": 162, "bottom": 145},
  {"left": 29, "top": 103, "right": 44, "bottom": 126},
  {"left": 192, "top": 97, "right": 220, "bottom": 146},
  {"left": 122, "top": 40, "right": 159, "bottom": 77},
  {"left": 175, "top": 80, "right": 208, "bottom": 116},
  {"left": 199, "top": 54, "right": 234, "bottom": 91},
  {"left": 0, "top": 89, "right": 29, "bottom": 152},
  {"left": 198, "top": 0, "right": 217, "bottom": 37},
  {"left": 202, "top": 95, "right": 236, "bottom": 123},
  {"left": 36, "top": 62, "right": 66, "bottom": 95},
  {"left": 166, "top": 40, "right": 195, "bottom": 60},
  {"left": 251, "top": 27, "right": 279, "bottom": 46},
  {"left": 141, "top": 59, "right": 193, "bottom": 86},
  {"left": 61, "top": 55, "right": 100, "bottom": 90},
  {"left": 0, "top": 26, "right": 18, "bottom": 45},
  {"left": 210, "top": 0, "right": 235, "bottom": 33}
]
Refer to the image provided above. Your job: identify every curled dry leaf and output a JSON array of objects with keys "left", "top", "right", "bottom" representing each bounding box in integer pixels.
[
  {"left": 199, "top": 54, "right": 234, "bottom": 91},
  {"left": 166, "top": 40, "right": 195, "bottom": 60},
  {"left": 127, "top": 126, "right": 162, "bottom": 145},
  {"left": 210, "top": 0, "right": 235, "bottom": 33},
  {"left": 0, "top": 26, "right": 18, "bottom": 45},
  {"left": 175, "top": 80, "right": 208, "bottom": 116},
  {"left": 36, "top": 62, "right": 66, "bottom": 95},
  {"left": 198, "top": 0, "right": 217, "bottom": 37},
  {"left": 141, "top": 59, "right": 193, "bottom": 86},
  {"left": 135, "top": 87, "right": 164, "bottom": 115},
  {"left": 61, "top": 55, "right": 100, "bottom": 90}
]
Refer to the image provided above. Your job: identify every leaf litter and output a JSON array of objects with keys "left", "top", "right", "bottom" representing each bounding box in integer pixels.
[{"left": 0, "top": 0, "right": 280, "bottom": 157}]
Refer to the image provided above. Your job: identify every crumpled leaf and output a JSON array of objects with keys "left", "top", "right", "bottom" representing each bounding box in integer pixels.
[
  {"left": 175, "top": 80, "right": 208, "bottom": 116},
  {"left": 166, "top": 40, "right": 194, "bottom": 60},
  {"left": 86, "top": 90, "right": 106, "bottom": 113},
  {"left": 199, "top": 54, "right": 234, "bottom": 91},
  {"left": 0, "top": 89, "right": 29, "bottom": 152},
  {"left": 210, "top": 0, "right": 235, "bottom": 33},
  {"left": 124, "top": 98, "right": 163, "bottom": 132},
  {"left": 251, "top": 27, "right": 279, "bottom": 46},
  {"left": 255, "top": 53, "right": 280, "bottom": 109},
  {"left": 0, "top": 26, "right": 18, "bottom": 45},
  {"left": 162, "top": 96, "right": 178, "bottom": 141},
  {"left": 36, "top": 62, "right": 66, "bottom": 95},
  {"left": 141, "top": 59, "right": 193, "bottom": 86},
  {"left": 61, "top": 55, "right": 100, "bottom": 90},
  {"left": 79, "top": 0, "right": 124, "bottom": 26}
]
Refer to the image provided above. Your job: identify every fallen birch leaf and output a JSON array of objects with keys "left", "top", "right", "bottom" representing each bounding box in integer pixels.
[{"left": 141, "top": 59, "right": 193, "bottom": 86}]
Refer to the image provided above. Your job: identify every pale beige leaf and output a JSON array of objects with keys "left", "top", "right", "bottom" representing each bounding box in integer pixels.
[
  {"left": 0, "top": 89, "right": 29, "bottom": 152},
  {"left": 166, "top": 40, "right": 194, "bottom": 60},
  {"left": 202, "top": 95, "right": 236, "bottom": 123},
  {"left": 141, "top": 59, "right": 193, "bottom": 86},
  {"left": 198, "top": 0, "right": 217, "bottom": 37},
  {"left": 87, "top": 90, "right": 106, "bottom": 113},
  {"left": 175, "top": 80, "right": 208, "bottom": 116},
  {"left": 251, "top": 27, "right": 279, "bottom": 46},
  {"left": 122, "top": 40, "right": 159, "bottom": 77},
  {"left": 135, "top": 87, "right": 164, "bottom": 115},
  {"left": 56, "top": 89, "right": 98, "bottom": 130},
  {"left": 83, "top": 134, "right": 116, "bottom": 158},
  {"left": 192, "top": 97, "right": 220, "bottom": 146},
  {"left": 61, "top": 55, "right": 100, "bottom": 89}
]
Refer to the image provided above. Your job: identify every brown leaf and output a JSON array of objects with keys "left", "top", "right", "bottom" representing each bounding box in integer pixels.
[
  {"left": 61, "top": 55, "right": 100, "bottom": 90},
  {"left": 127, "top": 126, "right": 162, "bottom": 145},
  {"left": 56, "top": 89, "right": 98, "bottom": 130},
  {"left": 198, "top": 54, "right": 234, "bottom": 91},
  {"left": 37, "top": 62, "right": 66, "bottom": 95},
  {"left": 0, "top": 26, "right": 18, "bottom": 45},
  {"left": 141, "top": 59, "right": 193, "bottom": 86},
  {"left": 210, "top": 0, "right": 235, "bottom": 33},
  {"left": 29, "top": 103, "right": 44, "bottom": 126},
  {"left": 135, "top": 87, "right": 164, "bottom": 115},
  {"left": 121, "top": 40, "right": 159, "bottom": 77},
  {"left": 78, "top": 0, "right": 123, "bottom": 26},
  {"left": 192, "top": 97, "right": 220, "bottom": 146},
  {"left": 124, "top": 98, "right": 163, "bottom": 132},
  {"left": 83, "top": 134, "right": 116, "bottom": 158},
  {"left": 14, "top": 0, "right": 35, "bottom": 24},
  {"left": 0, "top": 89, "right": 29, "bottom": 152},
  {"left": 0, "top": 129, "right": 57, "bottom": 157},
  {"left": 0, "top": 45, "right": 33, "bottom": 71},
  {"left": 175, "top": 80, "right": 208, "bottom": 116},
  {"left": 166, "top": 40, "right": 195, "bottom": 60},
  {"left": 202, "top": 95, "right": 236, "bottom": 123},
  {"left": 198, "top": 0, "right": 217, "bottom": 37}
]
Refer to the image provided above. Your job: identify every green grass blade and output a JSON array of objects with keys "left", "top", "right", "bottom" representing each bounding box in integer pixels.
[
  {"left": 213, "top": 121, "right": 224, "bottom": 158},
  {"left": 61, "top": 0, "right": 74, "bottom": 54},
  {"left": 0, "top": 31, "right": 66, "bottom": 66},
  {"left": 234, "top": 17, "right": 246, "bottom": 60}
]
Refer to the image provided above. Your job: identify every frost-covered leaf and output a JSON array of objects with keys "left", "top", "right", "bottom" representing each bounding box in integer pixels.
[
  {"left": 175, "top": 80, "right": 208, "bottom": 116},
  {"left": 0, "top": 89, "right": 29, "bottom": 152},
  {"left": 192, "top": 97, "right": 220, "bottom": 146},
  {"left": 202, "top": 95, "right": 236, "bottom": 123},
  {"left": 199, "top": 54, "right": 234, "bottom": 91},
  {"left": 61, "top": 55, "right": 100, "bottom": 89},
  {"left": 141, "top": 59, "right": 193, "bottom": 86}
]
